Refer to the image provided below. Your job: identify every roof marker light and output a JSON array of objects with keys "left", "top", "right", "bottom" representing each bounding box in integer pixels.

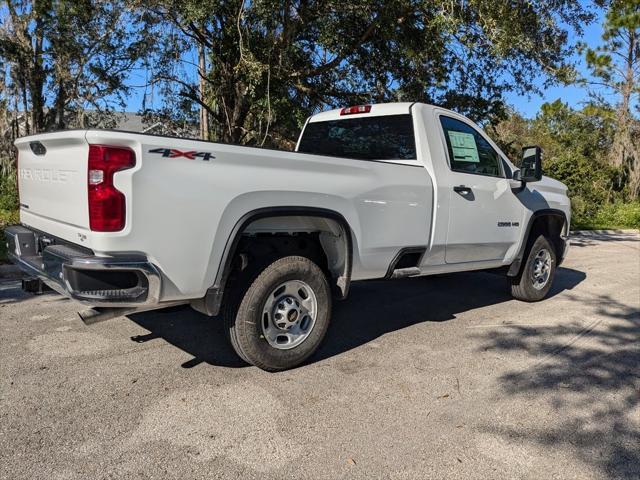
[{"left": 340, "top": 105, "right": 372, "bottom": 116}]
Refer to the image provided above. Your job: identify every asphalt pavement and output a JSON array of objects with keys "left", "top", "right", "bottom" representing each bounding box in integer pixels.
[{"left": 1, "top": 231, "right": 638, "bottom": 480}]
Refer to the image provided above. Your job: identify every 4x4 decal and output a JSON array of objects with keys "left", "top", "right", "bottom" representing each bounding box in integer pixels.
[{"left": 148, "top": 148, "right": 215, "bottom": 161}]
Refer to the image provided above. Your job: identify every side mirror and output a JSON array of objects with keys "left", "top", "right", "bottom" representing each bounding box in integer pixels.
[{"left": 518, "top": 146, "right": 542, "bottom": 183}]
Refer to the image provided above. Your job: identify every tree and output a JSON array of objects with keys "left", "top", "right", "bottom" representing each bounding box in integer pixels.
[
  {"left": 141, "top": 0, "right": 600, "bottom": 147},
  {"left": 485, "top": 107, "right": 530, "bottom": 162},
  {"left": 584, "top": 0, "right": 640, "bottom": 197},
  {"left": 0, "top": 0, "right": 154, "bottom": 133},
  {"left": 490, "top": 100, "right": 620, "bottom": 224}
]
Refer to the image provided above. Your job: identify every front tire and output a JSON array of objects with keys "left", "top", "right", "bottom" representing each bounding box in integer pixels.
[
  {"left": 224, "top": 256, "right": 331, "bottom": 372},
  {"left": 511, "top": 234, "right": 557, "bottom": 302}
]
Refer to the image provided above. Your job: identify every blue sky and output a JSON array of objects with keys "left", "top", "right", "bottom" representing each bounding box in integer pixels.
[
  {"left": 124, "top": 3, "right": 611, "bottom": 120},
  {"left": 503, "top": 5, "right": 607, "bottom": 118}
]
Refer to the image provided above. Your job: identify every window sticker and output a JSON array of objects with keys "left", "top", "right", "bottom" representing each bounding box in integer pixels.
[{"left": 447, "top": 131, "right": 479, "bottom": 163}]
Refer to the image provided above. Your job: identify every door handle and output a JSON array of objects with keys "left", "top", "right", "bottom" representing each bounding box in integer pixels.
[{"left": 453, "top": 185, "right": 472, "bottom": 195}]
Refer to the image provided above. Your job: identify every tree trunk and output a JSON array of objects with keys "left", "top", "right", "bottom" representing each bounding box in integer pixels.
[
  {"left": 609, "top": 26, "right": 639, "bottom": 198},
  {"left": 625, "top": 27, "right": 640, "bottom": 198},
  {"left": 198, "top": 43, "right": 210, "bottom": 141},
  {"left": 19, "top": 73, "right": 30, "bottom": 135},
  {"left": 30, "top": 17, "right": 46, "bottom": 132},
  {"left": 55, "top": 79, "right": 66, "bottom": 130}
]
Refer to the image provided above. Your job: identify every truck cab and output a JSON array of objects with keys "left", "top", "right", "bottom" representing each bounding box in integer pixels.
[{"left": 297, "top": 102, "right": 570, "bottom": 273}]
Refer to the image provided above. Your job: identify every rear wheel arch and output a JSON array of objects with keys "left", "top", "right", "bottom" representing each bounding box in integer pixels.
[{"left": 192, "top": 207, "right": 353, "bottom": 316}]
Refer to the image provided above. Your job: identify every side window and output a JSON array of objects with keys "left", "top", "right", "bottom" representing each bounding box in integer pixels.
[{"left": 439, "top": 116, "right": 503, "bottom": 177}]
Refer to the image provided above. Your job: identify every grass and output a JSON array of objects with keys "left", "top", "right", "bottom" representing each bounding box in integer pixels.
[
  {"left": 573, "top": 201, "right": 640, "bottom": 231},
  {"left": 0, "top": 208, "right": 19, "bottom": 263}
]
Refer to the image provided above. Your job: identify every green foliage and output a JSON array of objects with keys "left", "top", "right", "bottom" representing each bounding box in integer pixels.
[
  {"left": 490, "top": 99, "right": 634, "bottom": 227},
  {"left": 545, "top": 151, "right": 620, "bottom": 223},
  {"left": 584, "top": 0, "right": 640, "bottom": 89},
  {"left": 531, "top": 100, "right": 623, "bottom": 225},
  {"left": 1, "top": 0, "right": 154, "bottom": 132},
  {"left": 0, "top": 170, "right": 19, "bottom": 263},
  {"left": 145, "top": 0, "right": 598, "bottom": 146},
  {"left": 0, "top": 169, "right": 18, "bottom": 212},
  {"left": 582, "top": 0, "right": 640, "bottom": 195},
  {"left": 575, "top": 201, "right": 640, "bottom": 229}
]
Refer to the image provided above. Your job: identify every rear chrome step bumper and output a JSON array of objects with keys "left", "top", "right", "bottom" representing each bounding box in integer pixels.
[{"left": 4, "top": 225, "right": 161, "bottom": 307}]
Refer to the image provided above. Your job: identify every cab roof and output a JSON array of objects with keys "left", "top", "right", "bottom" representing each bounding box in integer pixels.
[{"left": 308, "top": 102, "right": 421, "bottom": 122}]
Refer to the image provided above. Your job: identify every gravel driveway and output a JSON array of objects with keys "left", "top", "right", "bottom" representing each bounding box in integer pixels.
[{"left": 1, "top": 231, "right": 638, "bottom": 480}]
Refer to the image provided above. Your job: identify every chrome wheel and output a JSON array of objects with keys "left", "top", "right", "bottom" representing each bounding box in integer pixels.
[
  {"left": 531, "top": 248, "right": 552, "bottom": 290},
  {"left": 261, "top": 280, "right": 318, "bottom": 350}
]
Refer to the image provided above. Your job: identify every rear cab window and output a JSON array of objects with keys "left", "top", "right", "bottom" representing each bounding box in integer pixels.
[
  {"left": 439, "top": 116, "right": 503, "bottom": 177},
  {"left": 297, "top": 114, "right": 416, "bottom": 161}
]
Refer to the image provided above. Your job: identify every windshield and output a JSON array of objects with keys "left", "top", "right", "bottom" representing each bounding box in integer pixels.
[{"left": 297, "top": 114, "right": 416, "bottom": 161}]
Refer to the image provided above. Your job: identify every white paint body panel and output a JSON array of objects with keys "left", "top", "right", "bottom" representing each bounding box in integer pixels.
[{"left": 14, "top": 103, "right": 570, "bottom": 303}]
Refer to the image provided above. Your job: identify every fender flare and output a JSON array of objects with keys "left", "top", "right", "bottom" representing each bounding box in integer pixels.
[
  {"left": 194, "top": 206, "right": 354, "bottom": 316},
  {"left": 507, "top": 208, "right": 569, "bottom": 277}
]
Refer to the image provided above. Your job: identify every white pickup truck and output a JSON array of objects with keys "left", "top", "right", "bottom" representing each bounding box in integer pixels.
[{"left": 6, "top": 102, "right": 570, "bottom": 371}]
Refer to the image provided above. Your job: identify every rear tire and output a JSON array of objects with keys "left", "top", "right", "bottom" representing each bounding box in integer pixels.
[
  {"left": 224, "top": 256, "right": 331, "bottom": 372},
  {"left": 511, "top": 234, "right": 557, "bottom": 302}
]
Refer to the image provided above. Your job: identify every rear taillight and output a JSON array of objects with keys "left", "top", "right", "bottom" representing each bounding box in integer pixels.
[
  {"left": 88, "top": 145, "right": 135, "bottom": 232},
  {"left": 340, "top": 105, "right": 372, "bottom": 115}
]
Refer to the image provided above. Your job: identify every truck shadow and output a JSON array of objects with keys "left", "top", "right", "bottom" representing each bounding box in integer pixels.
[
  {"left": 127, "top": 266, "right": 586, "bottom": 369},
  {"left": 570, "top": 231, "right": 639, "bottom": 248},
  {"left": 312, "top": 266, "right": 585, "bottom": 363},
  {"left": 470, "top": 292, "right": 639, "bottom": 478}
]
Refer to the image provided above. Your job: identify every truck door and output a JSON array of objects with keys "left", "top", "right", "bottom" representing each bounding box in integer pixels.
[{"left": 438, "top": 115, "right": 524, "bottom": 264}]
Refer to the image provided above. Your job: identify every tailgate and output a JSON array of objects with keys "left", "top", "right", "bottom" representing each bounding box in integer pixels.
[{"left": 15, "top": 131, "right": 90, "bottom": 229}]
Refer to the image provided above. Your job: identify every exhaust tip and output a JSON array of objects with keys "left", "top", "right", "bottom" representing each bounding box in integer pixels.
[
  {"left": 77, "top": 301, "right": 187, "bottom": 325},
  {"left": 78, "top": 307, "right": 134, "bottom": 325}
]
